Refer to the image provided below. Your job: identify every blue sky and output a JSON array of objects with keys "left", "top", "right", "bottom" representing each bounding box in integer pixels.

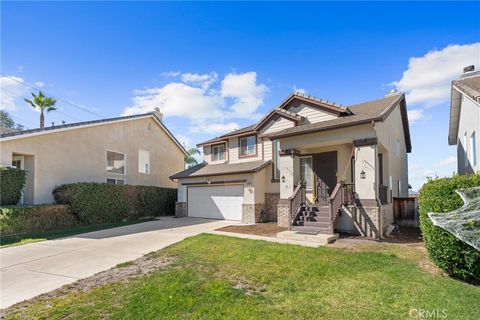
[{"left": 1, "top": 1, "right": 479, "bottom": 189}]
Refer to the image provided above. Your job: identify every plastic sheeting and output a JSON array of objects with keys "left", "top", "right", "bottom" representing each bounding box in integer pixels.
[{"left": 428, "top": 187, "right": 480, "bottom": 251}]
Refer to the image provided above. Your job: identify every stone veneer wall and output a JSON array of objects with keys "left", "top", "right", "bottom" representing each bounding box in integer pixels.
[
  {"left": 242, "top": 203, "right": 264, "bottom": 224},
  {"left": 175, "top": 202, "right": 187, "bottom": 218},
  {"left": 264, "top": 193, "right": 280, "bottom": 222},
  {"left": 347, "top": 205, "right": 382, "bottom": 238},
  {"left": 277, "top": 200, "right": 290, "bottom": 228}
]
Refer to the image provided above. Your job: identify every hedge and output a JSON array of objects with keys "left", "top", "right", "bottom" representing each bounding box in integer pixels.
[
  {"left": 418, "top": 174, "right": 480, "bottom": 284},
  {"left": 0, "top": 167, "right": 26, "bottom": 206},
  {"left": 0, "top": 204, "right": 79, "bottom": 235},
  {"left": 53, "top": 183, "right": 177, "bottom": 224}
]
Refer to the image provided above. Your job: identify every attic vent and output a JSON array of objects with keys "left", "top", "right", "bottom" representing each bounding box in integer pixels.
[{"left": 463, "top": 65, "right": 475, "bottom": 73}]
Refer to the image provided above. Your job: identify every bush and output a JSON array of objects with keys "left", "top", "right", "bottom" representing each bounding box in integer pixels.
[
  {"left": 0, "top": 204, "right": 79, "bottom": 235},
  {"left": 53, "top": 183, "right": 177, "bottom": 224},
  {"left": 418, "top": 174, "right": 480, "bottom": 284},
  {"left": 0, "top": 167, "right": 26, "bottom": 205}
]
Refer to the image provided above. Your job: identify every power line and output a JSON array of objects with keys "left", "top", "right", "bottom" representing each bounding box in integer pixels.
[
  {"left": 1, "top": 87, "right": 83, "bottom": 122},
  {"left": 0, "top": 73, "right": 106, "bottom": 119}
]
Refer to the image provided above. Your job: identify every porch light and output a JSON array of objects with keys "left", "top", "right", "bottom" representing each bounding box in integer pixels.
[
  {"left": 281, "top": 175, "right": 286, "bottom": 183},
  {"left": 360, "top": 170, "right": 366, "bottom": 179}
]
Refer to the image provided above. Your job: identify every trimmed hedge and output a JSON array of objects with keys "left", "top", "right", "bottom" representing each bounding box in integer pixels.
[
  {"left": 0, "top": 167, "right": 26, "bottom": 206},
  {"left": 53, "top": 183, "right": 177, "bottom": 224},
  {"left": 0, "top": 204, "right": 79, "bottom": 235},
  {"left": 419, "top": 174, "right": 480, "bottom": 284}
]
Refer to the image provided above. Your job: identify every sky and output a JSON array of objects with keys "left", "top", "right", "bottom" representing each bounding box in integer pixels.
[{"left": 1, "top": 1, "right": 479, "bottom": 190}]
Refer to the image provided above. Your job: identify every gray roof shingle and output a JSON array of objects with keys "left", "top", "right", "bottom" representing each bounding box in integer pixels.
[
  {"left": 170, "top": 160, "right": 271, "bottom": 179},
  {"left": 453, "top": 76, "right": 480, "bottom": 103}
]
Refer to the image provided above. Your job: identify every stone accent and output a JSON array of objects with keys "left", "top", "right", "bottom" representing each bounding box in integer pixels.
[
  {"left": 264, "top": 193, "right": 280, "bottom": 222},
  {"left": 242, "top": 203, "right": 264, "bottom": 224},
  {"left": 348, "top": 205, "right": 382, "bottom": 238},
  {"left": 277, "top": 200, "right": 290, "bottom": 228},
  {"left": 175, "top": 202, "right": 187, "bottom": 218}
]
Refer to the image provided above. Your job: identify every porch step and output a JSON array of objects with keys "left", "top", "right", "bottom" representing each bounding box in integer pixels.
[
  {"left": 277, "top": 230, "right": 338, "bottom": 244},
  {"left": 290, "top": 226, "right": 335, "bottom": 236}
]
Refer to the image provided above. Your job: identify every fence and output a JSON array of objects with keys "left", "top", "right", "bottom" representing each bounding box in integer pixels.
[{"left": 393, "top": 197, "right": 419, "bottom": 227}]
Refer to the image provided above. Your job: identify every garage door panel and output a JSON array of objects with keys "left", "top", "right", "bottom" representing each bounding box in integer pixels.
[{"left": 188, "top": 185, "right": 243, "bottom": 221}]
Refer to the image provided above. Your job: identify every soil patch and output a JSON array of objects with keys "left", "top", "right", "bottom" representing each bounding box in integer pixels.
[{"left": 216, "top": 223, "right": 287, "bottom": 237}]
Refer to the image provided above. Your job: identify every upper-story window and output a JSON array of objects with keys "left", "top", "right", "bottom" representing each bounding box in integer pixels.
[
  {"left": 273, "top": 140, "right": 281, "bottom": 180},
  {"left": 107, "top": 150, "right": 125, "bottom": 174},
  {"left": 212, "top": 143, "right": 226, "bottom": 161},
  {"left": 239, "top": 135, "right": 256, "bottom": 157},
  {"left": 471, "top": 131, "right": 477, "bottom": 167},
  {"left": 464, "top": 132, "right": 468, "bottom": 168}
]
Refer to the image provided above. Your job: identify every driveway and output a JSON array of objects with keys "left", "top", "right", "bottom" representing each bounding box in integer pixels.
[{"left": 0, "top": 217, "right": 237, "bottom": 309}]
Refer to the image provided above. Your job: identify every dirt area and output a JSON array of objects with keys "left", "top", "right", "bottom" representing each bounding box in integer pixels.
[
  {"left": 2, "top": 253, "right": 174, "bottom": 315},
  {"left": 216, "top": 223, "right": 287, "bottom": 237}
]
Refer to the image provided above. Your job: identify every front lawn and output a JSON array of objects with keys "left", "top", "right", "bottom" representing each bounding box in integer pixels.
[{"left": 5, "top": 234, "right": 480, "bottom": 319}]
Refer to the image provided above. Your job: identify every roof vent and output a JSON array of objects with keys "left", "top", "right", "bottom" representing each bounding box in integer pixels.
[
  {"left": 153, "top": 107, "right": 163, "bottom": 121},
  {"left": 460, "top": 65, "right": 480, "bottom": 79},
  {"left": 51, "top": 122, "right": 55, "bottom": 127},
  {"left": 463, "top": 65, "right": 475, "bottom": 73},
  {"left": 62, "top": 120, "right": 65, "bottom": 125}
]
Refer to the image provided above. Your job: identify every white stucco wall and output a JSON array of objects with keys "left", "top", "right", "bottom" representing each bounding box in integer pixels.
[{"left": 456, "top": 95, "right": 480, "bottom": 174}]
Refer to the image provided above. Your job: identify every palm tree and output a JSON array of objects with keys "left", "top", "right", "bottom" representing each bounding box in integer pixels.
[
  {"left": 185, "top": 147, "right": 201, "bottom": 168},
  {"left": 24, "top": 91, "right": 57, "bottom": 128}
]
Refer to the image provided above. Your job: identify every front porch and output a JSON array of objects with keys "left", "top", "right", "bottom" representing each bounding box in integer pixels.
[{"left": 275, "top": 136, "right": 391, "bottom": 239}]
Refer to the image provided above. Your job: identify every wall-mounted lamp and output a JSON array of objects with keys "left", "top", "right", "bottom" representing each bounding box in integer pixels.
[
  {"left": 207, "top": 179, "right": 212, "bottom": 184},
  {"left": 281, "top": 175, "right": 286, "bottom": 183},
  {"left": 360, "top": 170, "right": 366, "bottom": 179}
]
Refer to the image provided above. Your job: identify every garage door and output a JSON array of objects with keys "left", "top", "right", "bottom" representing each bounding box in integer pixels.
[{"left": 187, "top": 185, "right": 244, "bottom": 220}]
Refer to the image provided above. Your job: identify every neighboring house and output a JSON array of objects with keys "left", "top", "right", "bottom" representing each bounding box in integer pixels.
[
  {"left": 171, "top": 92, "right": 411, "bottom": 238},
  {"left": 448, "top": 66, "right": 480, "bottom": 175},
  {"left": 0, "top": 110, "right": 187, "bottom": 204}
]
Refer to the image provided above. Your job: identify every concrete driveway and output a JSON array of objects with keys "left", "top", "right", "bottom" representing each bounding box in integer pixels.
[{"left": 0, "top": 217, "right": 237, "bottom": 309}]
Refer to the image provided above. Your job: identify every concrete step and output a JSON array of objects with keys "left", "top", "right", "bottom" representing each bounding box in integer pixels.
[
  {"left": 278, "top": 230, "right": 338, "bottom": 244},
  {"left": 303, "top": 221, "right": 331, "bottom": 228}
]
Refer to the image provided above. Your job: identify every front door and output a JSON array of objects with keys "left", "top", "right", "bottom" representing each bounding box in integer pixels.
[{"left": 313, "top": 151, "right": 337, "bottom": 203}]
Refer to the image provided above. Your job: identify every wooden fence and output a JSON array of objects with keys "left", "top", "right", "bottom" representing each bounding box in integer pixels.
[{"left": 393, "top": 197, "right": 419, "bottom": 227}]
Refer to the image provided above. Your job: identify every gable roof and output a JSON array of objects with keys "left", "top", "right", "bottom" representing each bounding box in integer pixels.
[
  {"left": 0, "top": 112, "right": 189, "bottom": 156},
  {"left": 170, "top": 160, "right": 271, "bottom": 179},
  {"left": 254, "top": 108, "right": 304, "bottom": 132},
  {"left": 277, "top": 92, "right": 352, "bottom": 116},
  {"left": 449, "top": 75, "right": 480, "bottom": 145}
]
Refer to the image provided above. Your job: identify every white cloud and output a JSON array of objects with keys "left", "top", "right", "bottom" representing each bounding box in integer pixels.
[
  {"left": 160, "top": 71, "right": 181, "bottom": 78},
  {"left": 407, "top": 109, "right": 424, "bottom": 123},
  {"left": 433, "top": 156, "right": 457, "bottom": 169},
  {"left": 190, "top": 122, "right": 240, "bottom": 134},
  {"left": 0, "top": 75, "right": 28, "bottom": 111},
  {"left": 123, "top": 71, "right": 268, "bottom": 134},
  {"left": 392, "top": 43, "right": 480, "bottom": 107},
  {"left": 34, "top": 81, "right": 45, "bottom": 88},
  {"left": 293, "top": 85, "right": 307, "bottom": 95}
]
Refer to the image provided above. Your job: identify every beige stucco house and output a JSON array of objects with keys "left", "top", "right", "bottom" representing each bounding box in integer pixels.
[
  {"left": 171, "top": 92, "right": 411, "bottom": 238},
  {"left": 448, "top": 66, "right": 480, "bottom": 175},
  {"left": 0, "top": 111, "right": 187, "bottom": 204}
]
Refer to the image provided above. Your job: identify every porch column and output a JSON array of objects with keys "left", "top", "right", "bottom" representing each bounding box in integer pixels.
[
  {"left": 353, "top": 140, "right": 383, "bottom": 238},
  {"left": 277, "top": 151, "right": 299, "bottom": 227}
]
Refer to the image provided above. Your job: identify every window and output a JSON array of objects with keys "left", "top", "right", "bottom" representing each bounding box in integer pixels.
[
  {"left": 239, "top": 135, "right": 256, "bottom": 157},
  {"left": 107, "top": 151, "right": 125, "bottom": 174},
  {"left": 471, "top": 132, "right": 477, "bottom": 167},
  {"left": 12, "top": 160, "right": 21, "bottom": 169},
  {"left": 273, "top": 140, "right": 281, "bottom": 180},
  {"left": 396, "top": 139, "right": 400, "bottom": 159},
  {"left": 464, "top": 132, "right": 468, "bottom": 168},
  {"left": 212, "top": 144, "right": 225, "bottom": 161},
  {"left": 300, "top": 157, "right": 313, "bottom": 189},
  {"left": 106, "top": 178, "right": 125, "bottom": 185},
  {"left": 138, "top": 149, "right": 150, "bottom": 174}
]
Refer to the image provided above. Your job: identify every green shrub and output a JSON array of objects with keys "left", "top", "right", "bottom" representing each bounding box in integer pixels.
[
  {"left": 0, "top": 204, "right": 79, "bottom": 235},
  {"left": 52, "top": 183, "right": 177, "bottom": 224},
  {"left": 0, "top": 167, "right": 26, "bottom": 205},
  {"left": 418, "top": 174, "right": 480, "bottom": 284}
]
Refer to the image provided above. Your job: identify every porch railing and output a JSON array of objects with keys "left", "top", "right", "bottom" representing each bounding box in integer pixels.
[
  {"left": 328, "top": 181, "right": 344, "bottom": 231},
  {"left": 288, "top": 182, "right": 306, "bottom": 230},
  {"left": 379, "top": 184, "right": 388, "bottom": 205},
  {"left": 343, "top": 183, "right": 355, "bottom": 206}
]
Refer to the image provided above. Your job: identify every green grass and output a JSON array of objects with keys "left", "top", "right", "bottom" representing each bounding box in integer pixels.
[
  {"left": 0, "top": 218, "right": 156, "bottom": 248},
  {"left": 5, "top": 234, "right": 480, "bottom": 319}
]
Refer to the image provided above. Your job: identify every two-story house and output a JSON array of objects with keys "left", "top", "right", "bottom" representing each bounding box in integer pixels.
[
  {"left": 171, "top": 92, "right": 411, "bottom": 238},
  {"left": 448, "top": 65, "right": 480, "bottom": 175}
]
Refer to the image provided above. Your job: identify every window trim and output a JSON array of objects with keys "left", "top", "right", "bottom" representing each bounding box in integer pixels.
[
  {"left": 471, "top": 131, "right": 477, "bottom": 167},
  {"left": 238, "top": 134, "right": 257, "bottom": 158},
  {"left": 211, "top": 143, "right": 226, "bottom": 162},
  {"left": 138, "top": 149, "right": 150, "bottom": 175},
  {"left": 106, "top": 150, "right": 126, "bottom": 175},
  {"left": 299, "top": 156, "right": 313, "bottom": 190}
]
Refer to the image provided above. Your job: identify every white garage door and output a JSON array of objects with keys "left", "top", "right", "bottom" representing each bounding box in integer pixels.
[{"left": 187, "top": 185, "right": 244, "bottom": 221}]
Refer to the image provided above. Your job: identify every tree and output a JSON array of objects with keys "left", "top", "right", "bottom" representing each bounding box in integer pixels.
[
  {"left": 24, "top": 91, "right": 57, "bottom": 128},
  {"left": 185, "top": 147, "right": 201, "bottom": 168},
  {"left": 0, "top": 110, "right": 24, "bottom": 130}
]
